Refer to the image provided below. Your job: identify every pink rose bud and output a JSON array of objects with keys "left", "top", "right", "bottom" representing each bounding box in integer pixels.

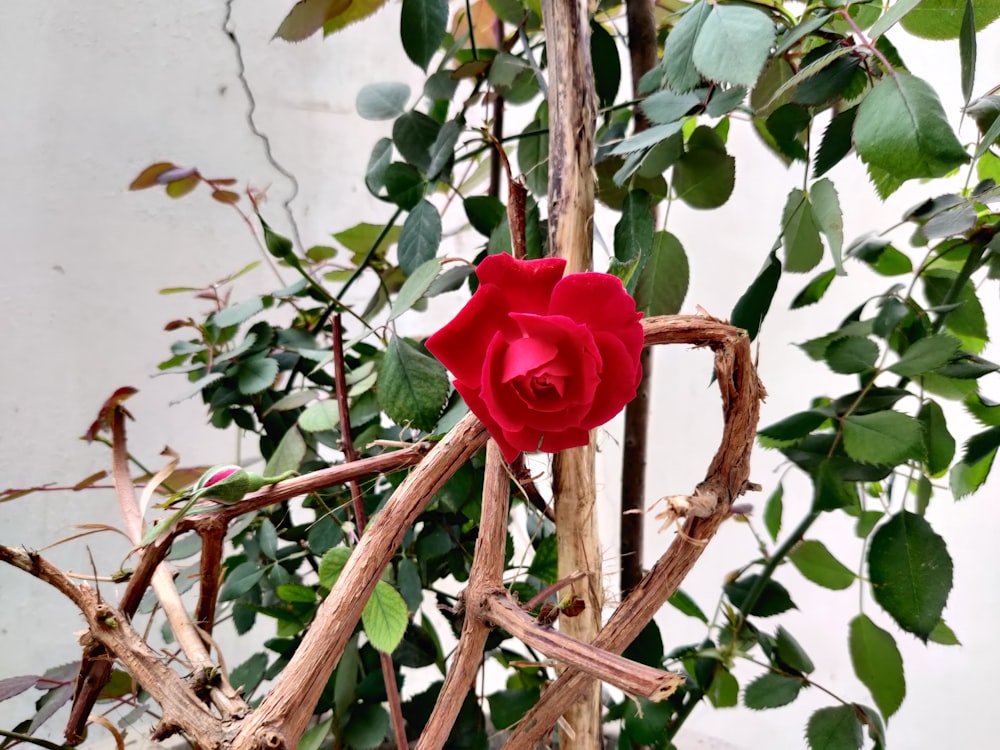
[
  {"left": 203, "top": 466, "right": 241, "bottom": 487},
  {"left": 426, "top": 254, "right": 643, "bottom": 462},
  {"left": 193, "top": 464, "right": 251, "bottom": 503}
]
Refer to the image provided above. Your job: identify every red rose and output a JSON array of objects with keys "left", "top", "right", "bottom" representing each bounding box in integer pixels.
[{"left": 426, "top": 253, "right": 644, "bottom": 462}]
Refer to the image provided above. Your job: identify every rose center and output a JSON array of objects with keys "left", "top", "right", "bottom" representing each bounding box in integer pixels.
[{"left": 513, "top": 371, "right": 566, "bottom": 406}]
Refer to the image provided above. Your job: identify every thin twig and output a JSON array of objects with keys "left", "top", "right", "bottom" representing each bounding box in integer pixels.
[{"left": 332, "top": 314, "right": 407, "bottom": 749}]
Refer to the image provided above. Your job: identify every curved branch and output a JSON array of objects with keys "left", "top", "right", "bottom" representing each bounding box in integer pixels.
[{"left": 503, "top": 314, "right": 765, "bottom": 748}]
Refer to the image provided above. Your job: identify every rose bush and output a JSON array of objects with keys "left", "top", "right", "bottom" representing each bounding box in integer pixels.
[{"left": 426, "top": 253, "right": 644, "bottom": 462}]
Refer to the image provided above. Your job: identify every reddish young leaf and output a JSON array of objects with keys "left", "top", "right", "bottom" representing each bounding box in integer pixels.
[
  {"left": 84, "top": 386, "right": 138, "bottom": 442},
  {"left": 128, "top": 162, "right": 177, "bottom": 190},
  {"left": 211, "top": 189, "right": 241, "bottom": 204}
]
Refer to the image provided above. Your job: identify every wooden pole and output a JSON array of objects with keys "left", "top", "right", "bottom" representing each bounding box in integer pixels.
[{"left": 540, "top": 0, "right": 601, "bottom": 745}]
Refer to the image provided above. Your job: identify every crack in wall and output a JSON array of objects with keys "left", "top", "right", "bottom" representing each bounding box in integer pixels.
[{"left": 223, "top": 0, "right": 305, "bottom": 252}]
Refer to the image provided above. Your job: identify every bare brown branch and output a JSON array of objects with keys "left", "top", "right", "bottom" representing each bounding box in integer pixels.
[
  {"left": 415, "top": 439, "right": 511, "bottom": 750},
  {"left": 234, "top": 413, "right": 488, "bottom": 749},
  {"left": 475, "top": 591, "right": 682, "bottom": 702},
  {"left": 0, "top": 545, "right": 223, "bottom": 747}
]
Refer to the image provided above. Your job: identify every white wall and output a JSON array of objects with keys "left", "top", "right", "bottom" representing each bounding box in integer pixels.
[{"left": 1, "top": 2, "right": 997, "bottom": 748}]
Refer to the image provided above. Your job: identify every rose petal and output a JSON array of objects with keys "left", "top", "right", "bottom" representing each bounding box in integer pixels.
[
  {"left": 580, "top": 331, "right": 643, "bottom": 427},
  {"left": 450, "top": 378, "right": 522, "bottom": 462},
  {"left": 549, "top": 272, "right": 644, "bottom": 356},
  {"left": 508, "top": 313, "right": 602, "bottom": 407},
  {"left": 477, "top": 253, "right": 566, "bottom": 315},
  {"left": 426, "top": 284, "right": 510, "bottom": 388},
  {"left": 502, "top": 337, "right": 559, "bottom": 383},
  {"left": 537, "top": 426, "right": 591, "bottom": 454}
]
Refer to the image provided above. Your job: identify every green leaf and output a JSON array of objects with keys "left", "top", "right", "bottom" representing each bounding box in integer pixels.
[
  {"left": 389, "top": 258, "right": 441, "bottom": 321},
  {"left": 965, "top": 393, "right": 1000, "bottom": 425},
  {"left": 706, "top": 86, "right": 746, "bottom": 117},
  {"left": 825, "top": 336, "right": 878, "bottom": 374},
  {"left": 673, "top": 126, "right": 735, "bottom": 209},
  {"left": 854, "top": 75, "right": 969, "bottom": 183},
  {"left": 774, "top": 626, "right": 814, "bottom": 674},
  {"left": 692, "top": 5, "right": 776, "bottom": 87},
  {"left": 949, "top": 448, "right": 995, "bottom": 497},
  {"left": 814, "top": 106, "right": 859, "bottom": 178},
  {"left": 613, "top": 190, "right": 654, "bottom": 294},
  {"left": 610, "top": 121, "right": 685, "bottom": 156},
  {"left": 849, "top": 614, "right": 905, "bottom": 721},
  {"left": 763, "top": 484, "right": 783, "bottom": 541},
  {"left": 259, "top": 518, "right": 279, "bottom": 560},
  {"left": 725, "top": 575, "right": 796, "bottom": 617},
  {"left": 378, "top": 335, "right": 449, "bottom": 431},
  {"left": 298, "top": 400, "right": 340, "bottom": 433},
  {"left": 219, "top": 561, "right": 266, "bottom": 601},
  {"left": 383, "top": 162, "right": 426, "bottom": 209},
  {"left": 667, "top": 589, "right": 708, "bottom": 623},
  {"left": 356, "top": 82, "right": 410, "bottom": 120},
  {"left": 363, "top": 580, "right": 409, "bottom": 652},
  {"left": 790, "top": 540, "right": 856, "bottom": 590},
  {"left": 464, "top": 195, "right": 507, "bottom": 237},
  {"left": 764, "top": 104, "right": 810, "bottom": 161},
  {"left": 918, "top": 399, "right": 955, "bottom": 476},
  {"left": 842, "top": 412, "right": 924, "bottom": 465},
  {"left": 663, "top": 0, "right": 713, "bottom": 92},
  {"left": 811, "top": 179, "right": 845, "bottom": 275},
  {"left": 963, "top": 423, "right": 1000, "bottom": 465},
  {"left": 868, "top": 0, "right": 922, "bottom": 39},
  {"left": 518, "top": 107, "right": 549, "bottom": 196},
  {"left": 527, "top": 534, "right": 558, "bottom": 584},
  {"left": 398, "top": 199, "right": 442, "bottom": 276},
  {"left": 400, "top": 0, "right": 447, "bottom": 70},
  {"left": 237, "top": 357, "right": 279, "bottom": 395},
  {"left": 590, "top": 20, "right": 621, "bottom": 108},
  {"left": 901, "top": 0, "right": 1000, "bottom": 39},
  {"left": 488, "top": 687, "right": 542, "bottom": 730},
  {"left": 869, "top": 511, "right": 953, "bottom": 640},
  {"left": 708, "top": 668, "right": 739, "bottom": 708},
  {"left": 806, "top": 705, "right": 863, "bottom": 750},
  {"left": 214, "top": 297, "right": 265, "bottom": 328},
  {"left": 731, "top": 249, "right": 781, "bottom": 340},
  {"left": 318, "top": 547, "right": 351, "bottom": 589},
  {"left": 635, "top": 230, "right": 689, "bottom": 316},
  {"left": 782, "top": 189, "right": 824, "bottom": 273},
  {"left": 743, "top": 672, "right": 802, "bottom": 710},
  {"left": 928, "top": 618, "right": 961, "bottom": 645},
  {"left": 641, "top": 90, "right": 702, "bottom": 125},
  {"left": 297, "top": 718, "right": 333, "bottom": 750},
  {"left": 427, "top": 119, "right": 460, "bottom": 180},
  {"left": 923, "top": 271, "right": 988, "bottom": 353},
  {"left": 393, "top": 111, "right": 441, "bottom": 173},
  {"left": 275, "top": 583, "right": 316, "bottom": 603},
  {"left": 365, "top": 138, "right": 393, "bottom": 194},
  {"left": 230, "top": 652, "right": 268, "bottom": 696},
  {"left": 890, "top": 334, "right": 962, "bottom": 378},
  {"left": 812, "top": 459, "right": 859, "bottom": 512},
  {"left": 343, "top": 703, "right": 389, "bottom": 749},
  {"left": 961, "top": 0, "right": 977, "bottom": 105},
  {"left": 759, "top": 410, "right": 827, "bottom": 444},
  {"left": 791, "top": 269, "right": 836, "bottom": 309},
  {"left": 264, "top": 427, "right": 306, "bottom": 476}
]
